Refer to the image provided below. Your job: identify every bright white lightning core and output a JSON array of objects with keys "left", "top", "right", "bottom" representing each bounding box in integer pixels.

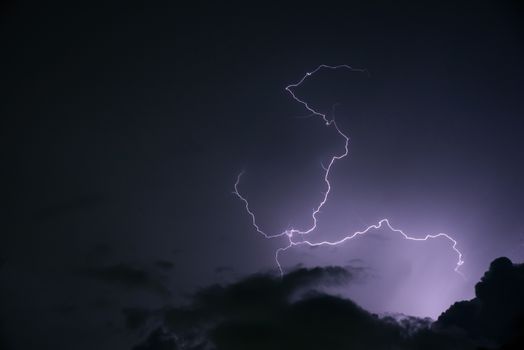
[{"left": 233, "top": 64, "right": 464, "bottom": 277}]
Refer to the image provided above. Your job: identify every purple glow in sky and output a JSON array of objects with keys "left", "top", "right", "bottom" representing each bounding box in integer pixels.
[
  {"left": 233, "top": 65, "right": 464, "bottom": 280},
  {"left": 3, "top": 3, "right": 524, "bottom": 348}
]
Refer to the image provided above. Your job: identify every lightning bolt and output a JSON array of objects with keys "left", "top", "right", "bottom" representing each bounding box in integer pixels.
[{"left": 233, "top": 64, "right": 465, "bottom": 277}]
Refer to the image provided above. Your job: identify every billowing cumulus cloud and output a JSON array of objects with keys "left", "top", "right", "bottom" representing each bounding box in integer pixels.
[
  {"left": 436, "top": 257, "right": 524, "bottom": 348},
  {"left": 133, "top": 265, "right": 508, "bottom": 350}
]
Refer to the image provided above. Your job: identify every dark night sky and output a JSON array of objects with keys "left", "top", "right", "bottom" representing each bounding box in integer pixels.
[{"left": 1, "top": 1, "right": 524, "bottom": 349}]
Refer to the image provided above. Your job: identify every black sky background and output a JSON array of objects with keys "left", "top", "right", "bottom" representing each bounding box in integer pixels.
[{"left": 2, "top": 1, "right": 524, "bottom": 349}]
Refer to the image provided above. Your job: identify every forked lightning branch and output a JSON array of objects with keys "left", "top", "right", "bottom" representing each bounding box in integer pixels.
[{"left": 233, "top": 65, "right": 464, "bottom": 277}]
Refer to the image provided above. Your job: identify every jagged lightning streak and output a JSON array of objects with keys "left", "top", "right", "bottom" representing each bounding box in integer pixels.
[{"left": 233, "top": 64, "right": 465, "bottom": 277}]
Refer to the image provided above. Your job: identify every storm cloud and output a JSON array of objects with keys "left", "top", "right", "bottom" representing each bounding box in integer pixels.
[{"left": 131, "top": 265, "right": 500, "bottom": 350}]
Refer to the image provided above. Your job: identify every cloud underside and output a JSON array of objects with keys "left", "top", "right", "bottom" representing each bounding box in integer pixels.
[{"left": 132, "top": 261, "right": 524, "bottom": 350}]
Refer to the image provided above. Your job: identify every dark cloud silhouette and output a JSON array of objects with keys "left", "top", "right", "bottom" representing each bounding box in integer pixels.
[
  {"left": 132, "top": 266, "right": 480, "bottom": 350},
  {"left": 79, "top": 263, "right": 169, "bottom": 296},
  {"left": 437, "top": 257, "right": 524, "bottom": 348},
  {"left": 132, "top": 259, "right": 524, "bottom": 349},
  {"left": 496, "top": 317, "right": 524, "bottom": 350}
]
